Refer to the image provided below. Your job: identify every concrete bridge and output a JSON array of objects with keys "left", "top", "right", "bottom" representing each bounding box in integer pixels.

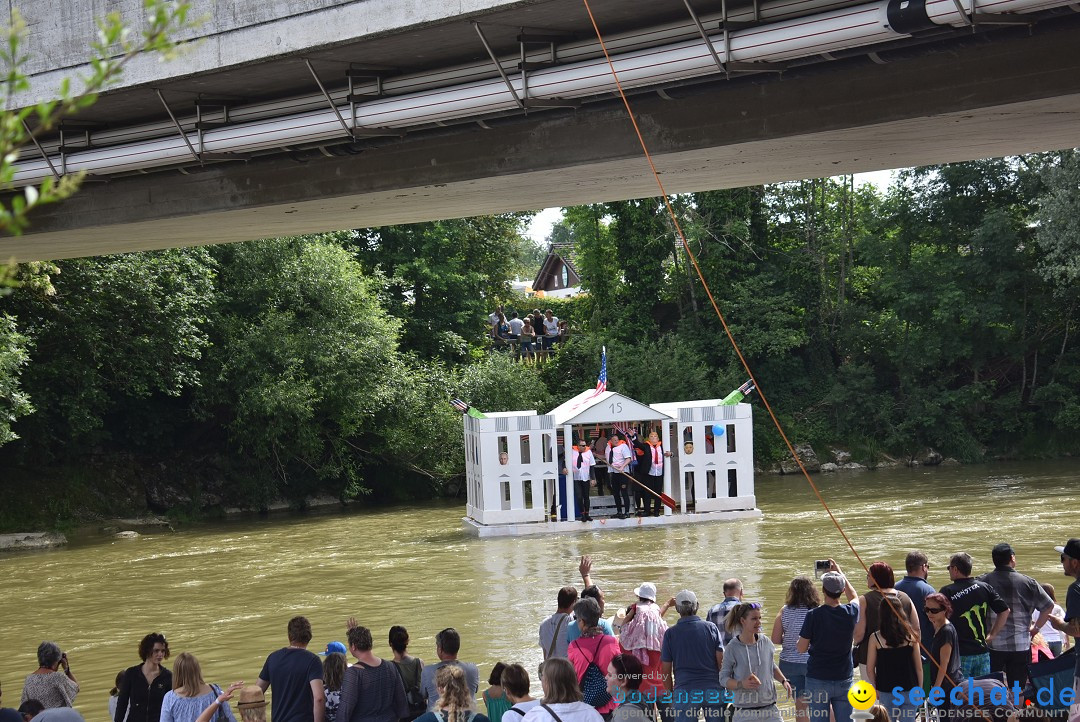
[{"left": 5, "top": 0, "right": 1080, "bottom": 261}]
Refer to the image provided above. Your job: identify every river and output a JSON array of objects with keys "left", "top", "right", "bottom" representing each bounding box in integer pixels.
[{"left": 1, "top": 460, "right": 1076, "bottom": 718}]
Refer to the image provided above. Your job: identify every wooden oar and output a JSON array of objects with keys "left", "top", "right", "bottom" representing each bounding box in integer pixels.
[{"left": 595, "top": 459, "right": 677, "bottom": 510}]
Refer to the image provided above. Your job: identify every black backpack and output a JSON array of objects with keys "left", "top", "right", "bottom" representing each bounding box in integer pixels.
[{"left": 578, "top": 638, "right": 612, "bottom": 709}]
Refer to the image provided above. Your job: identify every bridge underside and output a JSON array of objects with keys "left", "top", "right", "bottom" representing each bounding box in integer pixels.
[{"left": 7, "top": 18, "right": 1080, "bottom": 261}]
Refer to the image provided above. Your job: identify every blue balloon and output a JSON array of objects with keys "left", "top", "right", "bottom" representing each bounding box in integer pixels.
[{"left": 712, "top": 424, "right": 725, "bottom": 437}]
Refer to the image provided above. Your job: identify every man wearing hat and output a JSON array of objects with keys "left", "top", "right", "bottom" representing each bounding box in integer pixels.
[
  {"left": 796, "top": 560, "right": 857, "bottom": 722},
  {"left": 977, "top": 542, "right": 1054, "bottom": 687},
  {"left": 660, "top": 590, "right": 725, "bottom": 722},
  {"left": 1047, "top": 538, "right": 1080, "bottom": 722}
]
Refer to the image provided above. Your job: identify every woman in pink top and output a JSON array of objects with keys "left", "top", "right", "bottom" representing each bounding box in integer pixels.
[{"left": 569, "top": 598, "right": 622, "bottom": 720}]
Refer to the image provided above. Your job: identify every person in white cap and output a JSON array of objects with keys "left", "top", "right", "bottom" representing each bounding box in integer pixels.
[
  {"left": 619, "top": 583, "right": 673, "bottom": 705},
  {"left": 1047, "top": 538, "right": 1080, "bottom": 722},
  {"left": 660, "top": 590, "right": 725, "bottom": 722}
]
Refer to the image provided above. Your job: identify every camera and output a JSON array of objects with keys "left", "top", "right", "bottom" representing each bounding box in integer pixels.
[{"left": 814, "top": 560, "right": 831, "bottom": 579}]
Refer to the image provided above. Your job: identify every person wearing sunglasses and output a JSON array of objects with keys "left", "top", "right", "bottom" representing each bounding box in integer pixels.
[
  {"left": 924, "top": 593, "right": 963, "bottom": 721},
  {"left": 1046, "top": 538, "right": 1080, "bottom": 722}
]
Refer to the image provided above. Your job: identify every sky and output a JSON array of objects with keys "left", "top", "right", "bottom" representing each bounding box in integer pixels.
[{"left": 524, "top": 169, "right": 897, "bottom": 244}]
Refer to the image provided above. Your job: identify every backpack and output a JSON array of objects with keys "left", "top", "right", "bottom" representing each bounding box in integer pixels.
[
  {"left": 578, "top": 638, "right": 612, "bottom": 709},
  {"left": 393, "top": 658, "right": 427, "bottom": 720}
]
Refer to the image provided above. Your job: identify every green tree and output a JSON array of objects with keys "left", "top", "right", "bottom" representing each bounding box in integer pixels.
[
  {"left": 201, "top": 235, "right": 405, "bottom": 504},
  {"left": 353, "top": 214, "right": 533, "bottom": 360}
]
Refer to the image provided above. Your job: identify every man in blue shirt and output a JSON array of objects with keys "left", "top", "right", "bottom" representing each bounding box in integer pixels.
[
  {"left": 661, "top": 590, "right": 725, "bottom": 722},
  {"left": 1047, "top": 538, "right": 1080, "bottom": 722},
  {"left": 798, "top": 562, "right": 858, "bottom": 722},
  {"left": 895, "top": 551, "right": 935, "bottom": 691}
]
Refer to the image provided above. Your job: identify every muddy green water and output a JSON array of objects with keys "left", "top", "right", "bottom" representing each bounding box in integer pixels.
[{"left": 1, "top": 460, "right": 1077, "bottom": 719}]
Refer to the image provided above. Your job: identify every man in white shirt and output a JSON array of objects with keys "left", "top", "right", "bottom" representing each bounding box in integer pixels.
[
  {"left": 564, "top": 441, "right": 596, "bottom": 521},
  {"left": 606, "top": 432, "right": 635, "bottom": 519},
  {"left": 507, "top": 311, "right": 524, "bottom": 338},
  {"left": 542, "top": 310, "right": 559, "bottom": 350}
]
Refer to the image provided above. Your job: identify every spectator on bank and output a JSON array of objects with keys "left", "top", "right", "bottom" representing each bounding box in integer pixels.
[
  {"left": 256, "top": 616, "right": 326, "bottom": 722},
  {"left": 541, "top": 587, "right": 578, "bottom": 660},
  {"left": 854, "top": 562, "right": 918, "bottom": 678},
  {"left": 568, "top": 557, "right": 615, "bottom": 644},
  {"left": 420, "top": 629, "right": 479, "bottom": 712},
  {"left": 21, "top": 642, "right": 78, "bottom": 709},
  {"left": 338, "top": 625, "right": 407, "bottom": 722},
  {"left": 109, "top": 672, "right": 127, "bottom": 722},
  {"left": 721, "top": 602, "right": 790, "bottom": 722},
  {"left": 977, "top": 542, "right": 1054, "bottom": 687},
  {"left": 322, "top": 653, "right": 346, "bottom": 722},
  {"left": 483, "top": 664, "right": 511, "bottom": 722},
  {"left": 521, "top": 658, "right": 602, "bottom": 722},
  {"left": 159, "top": 652, "right": 236, "bottom": 722},
  {"left": 770, "top": 576, "right": 819, "bottom": 720},
  {"left": 390, "top": 626, "right": 426, "bottom": 722},
  {"left": 707, "top": 579, "right": 746, "bottom": 646},
  {"left": 660, "top": 590, "right": 725, "bottom": 722},
  {"left": 17, "top": 700, "right": 44, "bottom": 722},
  {"left": 415, "top": 666, "right": 488, "bottom": 722},
  {"left": 866, "top": 595, "right": 922, "bottom": 722},
  {"left": 894, "top": 551, "right": 935, "bottom": 689},
  {"left": 619, "top": 583, "right": 669, "bottom": 704},
  {"left": 542, "top": 310, "right": 559, "bottom": 350},
  {"left": 500, "top": 664, "right": 540, "bottom": 722},
  {"left": 508, "top": 312, "right": 524, "bottom": 338},
  {"left": 925, "top": 592, "right": 964, "bottom": 721},
  {"left": 568, "top": 598, "right": 621, "bottom": 718},
  {"left": 519, "top": 320, "right": 536, "bottom": 361},
  {"left": 606, "top": 655, "right": 650, "bottom": 722},
  {"left": 796, "top": 562, "right": 858, "bottom": 722},
  {"left": 1039, "top": 583, "right": 1070, "bottom": 657},
  {"left": 115, "top": 633, "right": 172, "bottom": 722},
  {"left": 939, "top": 552, "right": 1010, "bottom": 678},
  {"left": 1046, "top": 538, "right": 1080, "bottom": 722}
]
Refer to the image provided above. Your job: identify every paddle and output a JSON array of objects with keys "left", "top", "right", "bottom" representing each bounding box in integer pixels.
[{"left": 594, "top": 459, "right": 677, "bottom": 511}]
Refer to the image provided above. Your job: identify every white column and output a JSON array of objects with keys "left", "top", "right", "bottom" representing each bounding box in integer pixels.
[
  {"left": 663, "top": 419, "right": 673, "bottom": 516},
  {"left": 562, "top": 424, "right": 576, "bottom": 521}
]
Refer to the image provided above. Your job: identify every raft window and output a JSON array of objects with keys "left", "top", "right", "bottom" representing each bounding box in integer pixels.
[
  {"left": 704, "top": 426, "right": 717, "bottom": 454},
  {"left": 706, "top": 470, "right": 717, "bottom": 499},
  {"left": 523, "top": 480, "right": 534, "bottom": 509},
  {"left": 683, "top": 426, "right": 693, "bottom": 443},
  {"left": 726, "top": 424, "right": 736, "bottom": 453},
  {"left": 542, "top": 433, "right": 553, "bottom": 463},
  {"left": 728, "top": 469, "right": 738, "bottom": 497},
  {"left": 520, "top": 435, "right": 531, "bottom": 464},
  {"left": 501, "top": 481, "right": 512, "bottom": 510}
]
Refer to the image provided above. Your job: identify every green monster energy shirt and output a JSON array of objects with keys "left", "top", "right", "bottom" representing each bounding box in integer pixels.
[{"left": 939, "top": 578, "right": 1010, "bottom": 656}]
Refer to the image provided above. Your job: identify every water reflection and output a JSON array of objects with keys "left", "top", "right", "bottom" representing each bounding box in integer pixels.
[{"left": 0, "top": 460, "right": 1075, "bottom": 718}]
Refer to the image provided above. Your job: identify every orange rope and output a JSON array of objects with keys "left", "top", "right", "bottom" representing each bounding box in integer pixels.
[{"left": 579, "top": 0, "right": 867, "bottom": 573}]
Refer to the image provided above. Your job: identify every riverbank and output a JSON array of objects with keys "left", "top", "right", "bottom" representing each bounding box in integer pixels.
[{"left": 0, "top": 442, "right": 1069, "bottom": 535}]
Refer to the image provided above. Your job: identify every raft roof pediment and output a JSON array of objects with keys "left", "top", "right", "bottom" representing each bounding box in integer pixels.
[{"left": 549, "top": 389, "right": 672, "bottom": 427}]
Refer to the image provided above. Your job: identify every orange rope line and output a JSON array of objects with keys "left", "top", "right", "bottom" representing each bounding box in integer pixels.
[{"left": 579, "top": 0, "right": 867, "bottom": 573}]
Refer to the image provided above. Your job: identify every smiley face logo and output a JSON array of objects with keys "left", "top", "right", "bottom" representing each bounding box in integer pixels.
[{"left": 848, "top": 680, "right": 877, "bottom": 711}]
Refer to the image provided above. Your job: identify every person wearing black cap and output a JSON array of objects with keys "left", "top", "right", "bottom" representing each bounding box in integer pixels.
[
  {"left": 976, "top": 543, "right": 1054, "bottom": 687},
  {"left": 1047, "top": 538, "right": 1080, "bottom": 718}
]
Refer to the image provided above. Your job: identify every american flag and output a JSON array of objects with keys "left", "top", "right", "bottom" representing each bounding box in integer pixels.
[
  {"left": 450, "top": 398, "right": 470, "bottom": 413},
  {"left": 592, "top": 346, "right": 607, "bottom": 396}
]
